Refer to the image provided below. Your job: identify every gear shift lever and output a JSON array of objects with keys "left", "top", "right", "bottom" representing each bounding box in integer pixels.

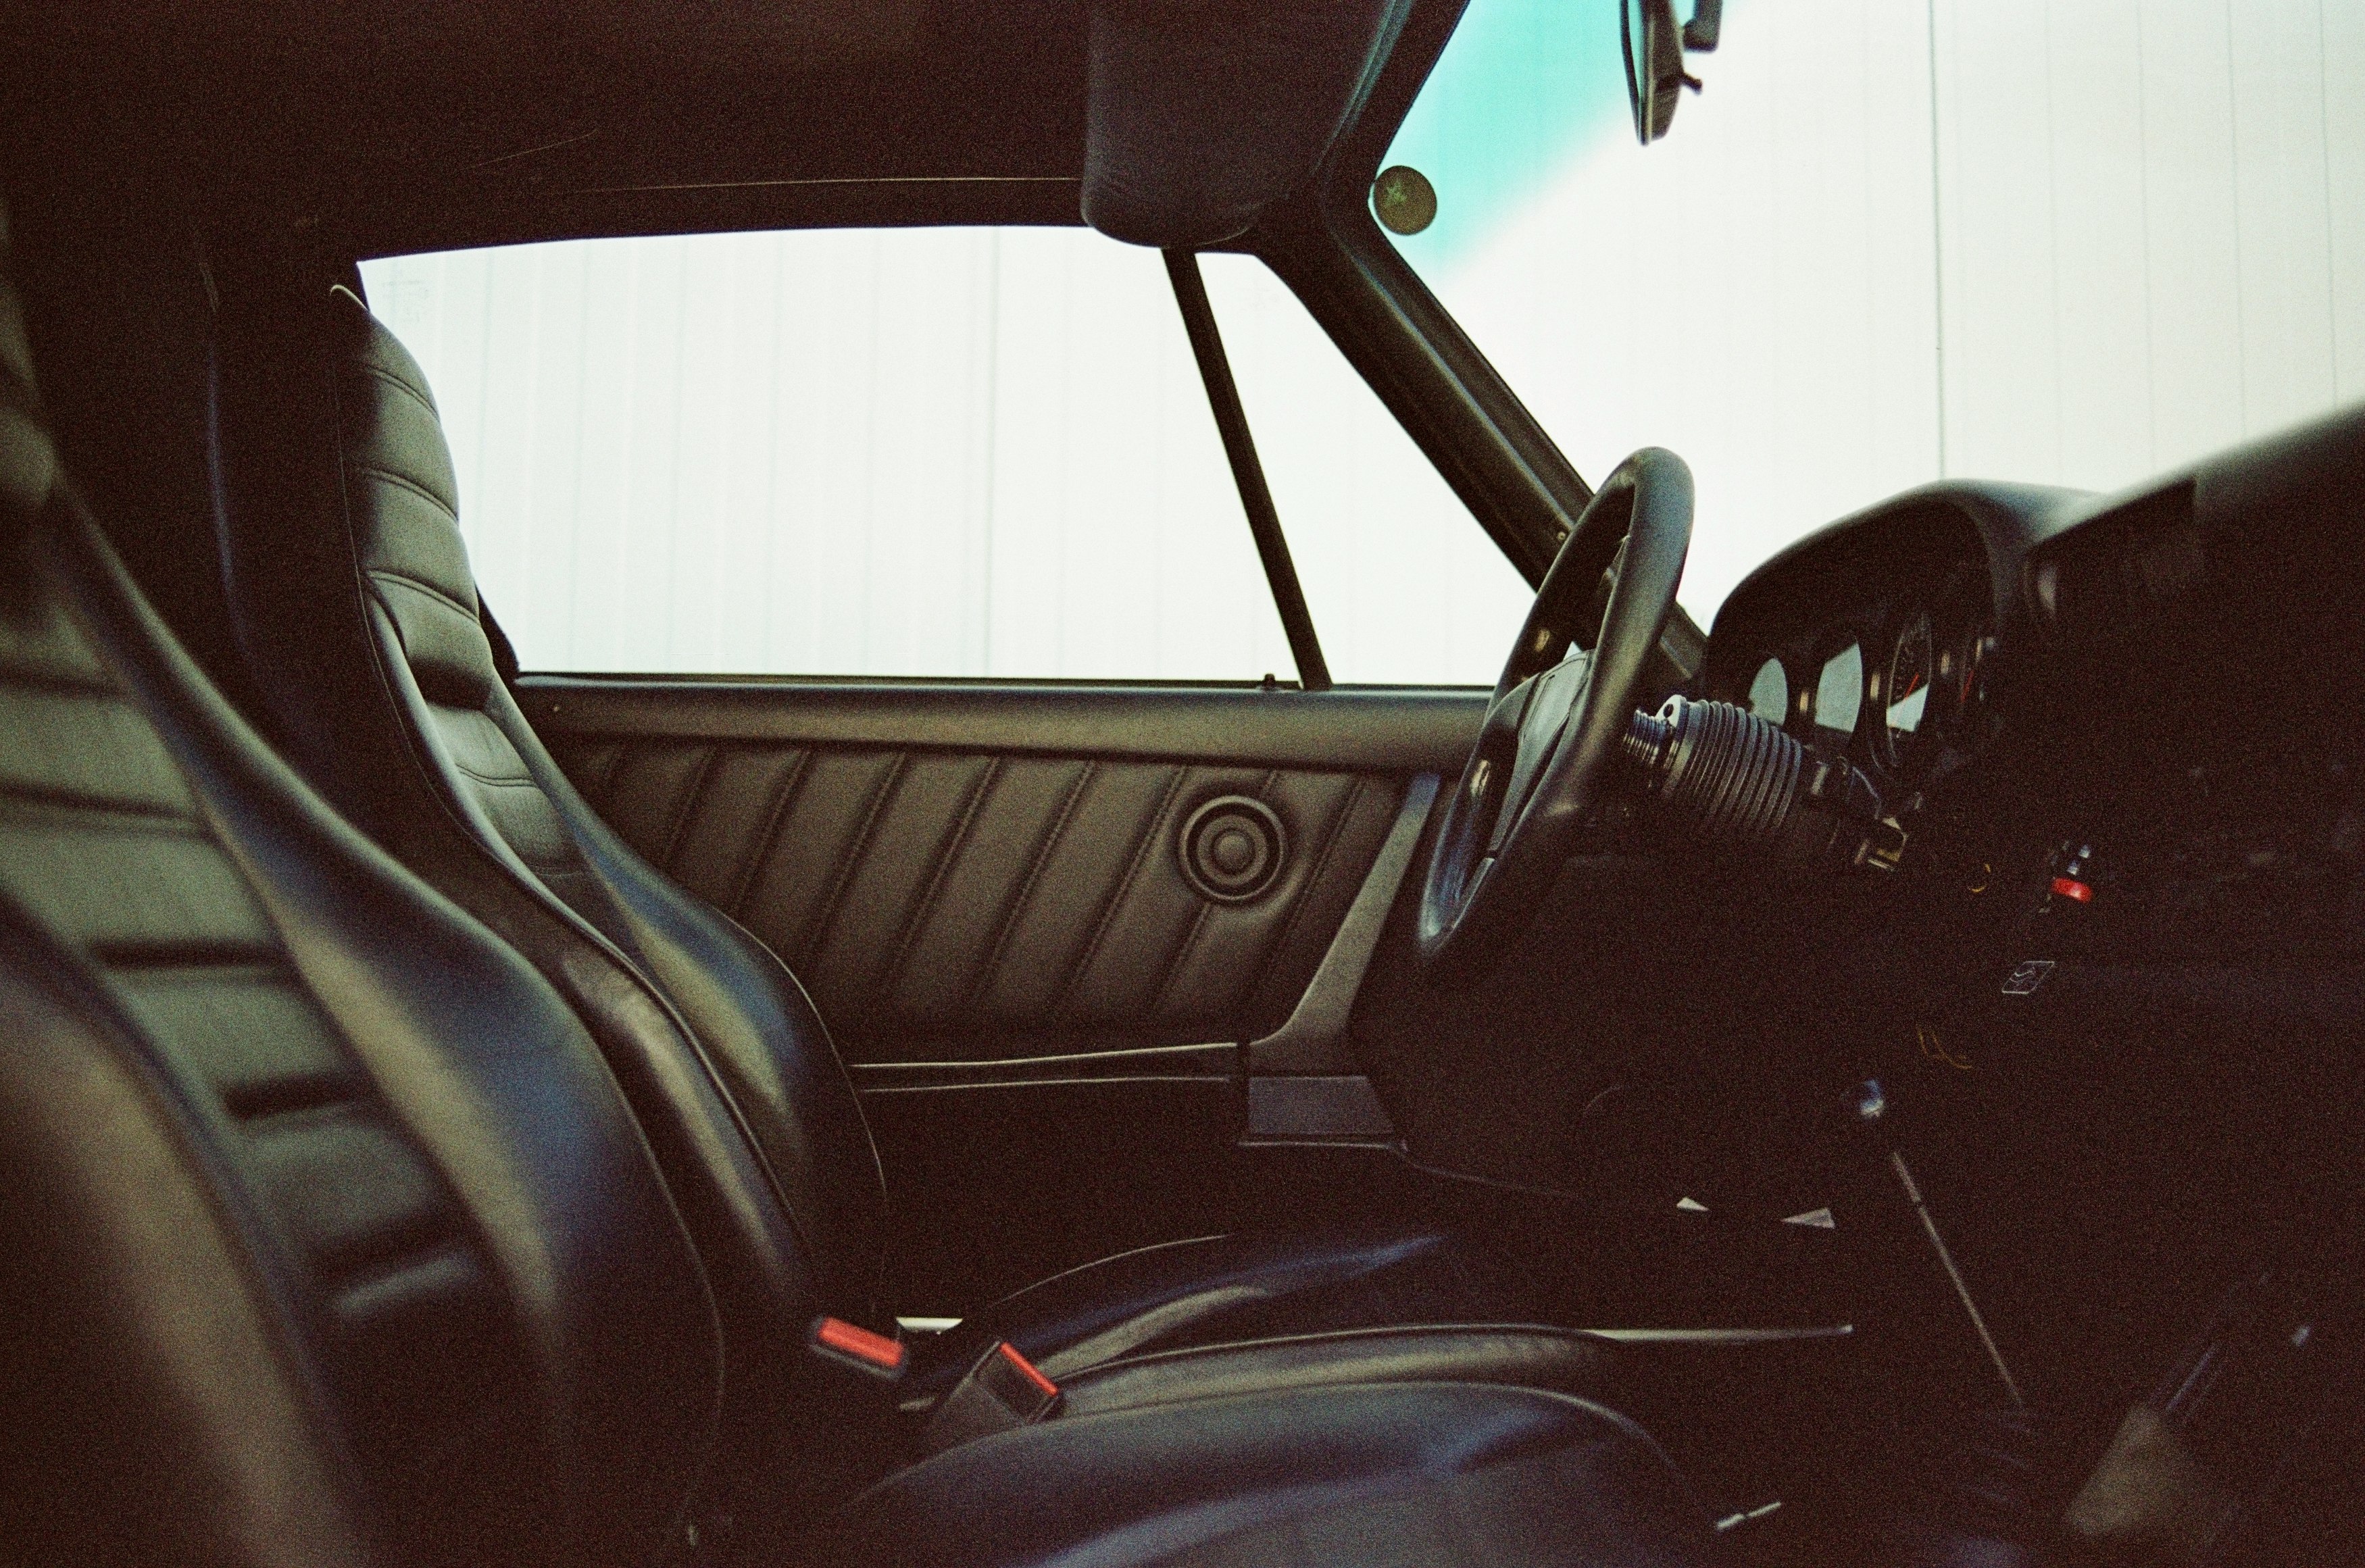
[{"left": 1850, "top": 1078, "right": 2026, "bottom": 1409}]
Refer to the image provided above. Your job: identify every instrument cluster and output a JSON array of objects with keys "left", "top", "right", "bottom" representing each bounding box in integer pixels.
[{"left": 1709, "top": 517, "right": 2010, "bottom": 810}]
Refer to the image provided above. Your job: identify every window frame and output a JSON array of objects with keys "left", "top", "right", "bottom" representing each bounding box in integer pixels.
[{"left": 332, "top": 74, "right": 1647, "bottom": 690}]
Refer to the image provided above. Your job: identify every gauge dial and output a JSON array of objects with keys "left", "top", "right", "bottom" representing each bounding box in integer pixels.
[
  {"left": 1878, "top": 613, "right": 1936, "bottom": 776},
  {"left": 1947, "top": 620, "right": 1997, "bottom": 742},
  {"left": 1813, "top": 644, "right": 1863, "bottom": 739},
  {"left": 1887, "top": 614, "right": 1932, "bottom": 734},
  {"left": 1747, "top": 657, "right": 1789, "bottom": 723}
]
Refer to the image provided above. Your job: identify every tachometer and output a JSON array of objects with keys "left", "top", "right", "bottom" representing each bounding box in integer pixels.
[
  {"left": 1944, "top": 619, "right": 1997, "bottom": 744},
  {"left": 1878, "top": 612, "right": 1935, "bottom": 776}
]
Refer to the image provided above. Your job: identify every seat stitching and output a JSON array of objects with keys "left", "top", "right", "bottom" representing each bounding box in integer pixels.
[
  {"left": 727, "top": 747, "right": 812, "bottom": 920},
  {"left": 878, "top": 755, "right": 1000, "bottom": 1011},
  {"left": 447, "top": 759, "right": 539, "bottom": 788},
  {"left": 351, "top": 463, "right": 460, "bottom": 522},
  {"left": 1243, "top": 773, "right": 1368, "bottom": 1009},
  {"left": 348, "top": 359, "right": 440, "bottom": 419},
  {"left": 795, "top": 751, "right": 907, "bottom": 972},
  {"left": 0, "top": 776, "right": 194, "bottom": 824},
  {"left": 366, "top": 568, "right": 478, "bottom": 624},
  {"left": 1055, "top": 764, "right": 1189, "bottom": 1019},
  {"left": 0, "top": 793, "right": 206, "bottom": 836},
  {"left": 0, "top": 664, "right": 120, "bottom": 700},
  {"left": 963, "top": 758, "right": 1093, "bottom": 1015},
  {"left": 656, "top": 744, "right": 720, "bottom": 875}
]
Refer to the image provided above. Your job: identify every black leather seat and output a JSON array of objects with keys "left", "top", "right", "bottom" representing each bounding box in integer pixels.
[
  {"left": 202, "top": 279, "right": 1603, "bottom": 1409},
  {"left": 810, "top": 1383, "right": 1712, "bottom": 1568},
  {"left": 0, "top": 207, "right": 1713, "bottom": 1567}
]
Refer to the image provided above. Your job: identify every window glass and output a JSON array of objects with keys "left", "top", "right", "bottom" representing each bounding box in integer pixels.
[
  {"left": 1381, "top": 0, "right": 2365, "bottom": 625},
  {"left": 363, "top": 228, "right": 1295, "bottom": 679},
  {"left": 1199, "top": 254, "right": 1533, "bottom": 685}
]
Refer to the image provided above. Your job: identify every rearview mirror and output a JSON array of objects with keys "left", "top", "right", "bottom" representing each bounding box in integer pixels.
[{"left": 1622, "top": 0, "right": 1719, "bottom": 144}]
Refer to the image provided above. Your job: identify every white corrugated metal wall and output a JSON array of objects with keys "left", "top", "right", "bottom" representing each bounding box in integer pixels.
[
  {"left": 365, "top": 0, "right": 2364, "bottom": 675},
  {"left": 1430, "top": 0, "right": 2365, "bottom": 623},
  {"left": 365, "top": 234, "right": 1532, "bottom": 681}
]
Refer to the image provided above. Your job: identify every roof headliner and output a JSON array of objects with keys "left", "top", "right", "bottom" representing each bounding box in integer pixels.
[{"left": 9, "top": 0, "right": 1103, "bottom": 242}]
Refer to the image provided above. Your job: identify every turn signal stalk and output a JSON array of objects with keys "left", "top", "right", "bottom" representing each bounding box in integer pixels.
[{"left": 1622, "top": 697, "right": 1903, "bottom": 872}]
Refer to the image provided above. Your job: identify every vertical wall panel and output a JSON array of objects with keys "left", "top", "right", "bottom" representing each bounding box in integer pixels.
[
  {"left": 2229, "top": 0, "right": 2339, "bottom": 435},
  {"left": 366, "top": 228, "right": 1521, "bottom": 683},
  {"left": 2134, "top": 0, "right": 2247, "bottom": 467},
  {"left": 367, "top": 0, "right": 2365, "bottom": 655},
  {"left": 1389, "top": 0, "right": 2362, "bottom": 621},
  {"left": 2039, "top": 0, "right": 2160, "bottom": 488},
  {"left": 2333, "top": 1, "right": 2365, "bottom": 401}
]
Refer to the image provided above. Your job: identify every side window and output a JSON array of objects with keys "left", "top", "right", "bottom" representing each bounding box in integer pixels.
[
  {"left": 364, "top": 228, "right": 1293, "bottom": 680},
  {"left": 362, "top": 225, "right": 1530, "bottom": 686},
  {"left": 1199, "top": 255, "right": 1533, "bottom": 685}
]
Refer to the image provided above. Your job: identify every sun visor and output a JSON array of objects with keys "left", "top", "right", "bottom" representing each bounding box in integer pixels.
[{"left": 1082, "top": 0, "right": 1412, "bottom": 249}]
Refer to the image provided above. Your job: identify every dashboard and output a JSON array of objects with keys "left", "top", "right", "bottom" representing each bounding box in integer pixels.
[
  {"left": 1688, "top": 405, "right": 2365, "bottom": 964},
  {"left": 1697, "top": 484, "right": 2074, "bottom": 824}
]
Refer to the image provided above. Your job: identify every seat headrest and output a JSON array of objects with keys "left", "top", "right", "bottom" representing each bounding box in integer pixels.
[{"left": 320, "top": 286, "right": 505, "bottom": 709}]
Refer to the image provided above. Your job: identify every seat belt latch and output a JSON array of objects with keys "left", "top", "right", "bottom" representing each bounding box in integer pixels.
[
  {"left": 922, "top": 1341, "right": 1062, "bottom": 1451},
  {"left": 810, "top": 1316, "right": 907, "bottom": 1382}
]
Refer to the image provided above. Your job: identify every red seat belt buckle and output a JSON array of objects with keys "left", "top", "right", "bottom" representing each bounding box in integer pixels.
[
  {"left": 920, "top": 1340, "right": 1062, "bottom": 1452},
  {"left": 994, "top": 1342, "right": 1060, "bottom": 1403},
  {"left": 810, "top": 1315, "right": 907, "bottom": 1381}
]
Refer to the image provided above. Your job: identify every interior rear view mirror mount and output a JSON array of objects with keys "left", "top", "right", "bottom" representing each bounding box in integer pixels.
[{"left": 1622, "top": 0, "right": 1720, "bottom": 145}]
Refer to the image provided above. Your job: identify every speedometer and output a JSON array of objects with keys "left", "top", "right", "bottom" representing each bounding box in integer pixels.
[{"left": 1878, "top": 612, "right": 1935, "bottom": 776}]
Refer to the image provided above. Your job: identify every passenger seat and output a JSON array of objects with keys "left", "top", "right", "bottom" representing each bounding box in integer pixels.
[
  {"left": 203, "top": 272, "right": 1601, "bottom": 1407},
  {"left": 0, "top": 203, "right": 1715, "bottom": 1567}
]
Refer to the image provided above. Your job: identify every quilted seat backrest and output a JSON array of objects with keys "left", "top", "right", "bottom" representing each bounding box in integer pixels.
[
  {"left": 211, "top": 280, "right": 889, "bottom": 1321},
  {"left": 0, "top": 210, "right": 721, "bottom": 1568}
]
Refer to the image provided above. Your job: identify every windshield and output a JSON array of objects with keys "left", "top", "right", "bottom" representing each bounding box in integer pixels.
[{"left": 1382, "top": 0, "right": 2364, "bottom": 624}]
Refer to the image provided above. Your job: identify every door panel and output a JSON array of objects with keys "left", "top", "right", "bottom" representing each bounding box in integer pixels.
[
  {"left": 521, "top": 678, "right": 1486, "bottom": 1305},
  {"left": 524, "top": 681, "right": 1482, "bottom": 1062}
]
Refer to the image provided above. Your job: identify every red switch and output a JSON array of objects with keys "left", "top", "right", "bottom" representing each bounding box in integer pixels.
[{"left": 2050, "top": 876, "right": 2093, "bottom": 904}]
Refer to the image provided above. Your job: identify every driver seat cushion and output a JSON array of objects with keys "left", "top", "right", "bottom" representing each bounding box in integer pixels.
[
  {"left": 907, "top": 1229, "right": 1514, "bottom": 1393},
  {"left": 901, "top": 1228, "right": 1614, "bottom": 1425},
  {"left": 803, "top": 1383, "right": 1717, "bottom": 1568},
  {"left": 205, "top": 272, "right": 1588, "bottom": 1410}
]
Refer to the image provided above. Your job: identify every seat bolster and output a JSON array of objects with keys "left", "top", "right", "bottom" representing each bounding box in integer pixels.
[
  {"left": 910, "top": 1230, "right": 1474, "bottom": 1398},
  {"left": 803, "top": 1382, "right": 1716, "bottom": 1568},
  {"left": 1049, "top": 1323, "right": 1614, "bottom": 1421},
  {"left": 485, "top": 676, "right": 893, "bottom": 1318},
  {"left": 0, "top": 936, "right": 374, "bottom": 1568}
]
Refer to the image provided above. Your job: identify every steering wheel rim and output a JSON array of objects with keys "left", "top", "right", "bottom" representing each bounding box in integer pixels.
[{"left": 1414, "top": 447, "right": 1693, "bottom": 977}]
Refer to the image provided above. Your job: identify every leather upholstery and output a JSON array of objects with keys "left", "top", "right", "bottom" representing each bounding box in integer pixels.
[
  {"left": 1049, "top": 1324, "right": 1616, "bottom": 1421},
  {"left": 211, "top": 285, "right": 889, "bottom": 1332},
  {"left": 0, "top": 353, "right": 720, "bottom": 1565},
  {"left": 554, "top": 733, "right": 1405, "bottom": 1058},
  {"left": 201, "top": 274, "right": 1643, "bottom": 1448},
  {"left": 912, "top": 1230, "right": 1487, "bottom": 1395},
  {"left": 0, "top": 202, "right": 1724, "bottom": 1568},
  {"left": 805, "top": 1384, "right": 1716, "bottom": 1568}
]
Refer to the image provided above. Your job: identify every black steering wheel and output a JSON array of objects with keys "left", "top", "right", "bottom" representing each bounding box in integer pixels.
[{"left": 1414, "top": 447, "right": 1693, "bottom": 976}]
